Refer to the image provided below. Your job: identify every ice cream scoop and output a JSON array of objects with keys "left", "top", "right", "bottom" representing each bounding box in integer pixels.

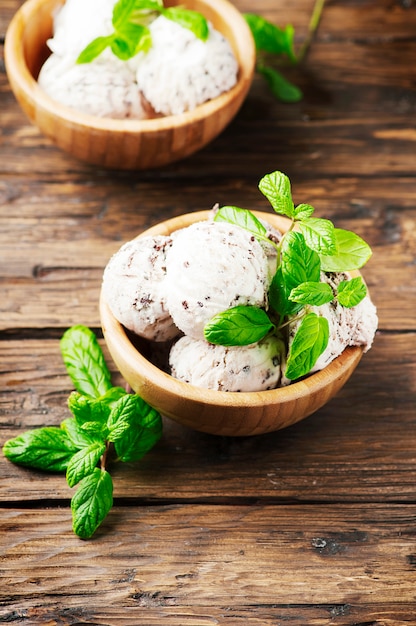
[
  {"left": 165, "top": 220, "right": 275, "bottom": 340},
  {"left": 38, "top": 54, "right": 152, "bottom": 119},
  {"left": 169, "top": 334, "right": 285, "bottom": 392},
  {"left": 47, "top": 0, "right": 115, "bottom": 59},
  {"left": 102, "top": 235, "right": 179, "bottom": 341},
  {"left": 135, "top": 15, "right": 238, "bottom": 116}
]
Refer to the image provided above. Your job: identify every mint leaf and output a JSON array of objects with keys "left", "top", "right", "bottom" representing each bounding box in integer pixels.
[
  {"left": 280, "top": 231, "right": 321, "bottom": 290},
  {"left": 61, "top": 417, "right": 100, "bottom": 449},
  {"left": 71, "top": 468, "right": 113, "bottom": 539},
  {"left": 204, "top": 305, "right": 274, "bottom": 347},
  {"left": 111, "top": 23, "right": 151, "bottom": 60},
  {"left": 60, "top": 326, "right": 112, "bottom": 398},
  {"left": 268, "top": 267, "right": 302, "bottom": 317},
  {"left": 320, "top": 228, "right": 372, "bottom": 271},
  {"left": 112, "top": 0, "right": 137, "bottom": 29},
  {"left": 289, "top": 281, "right": 334, "bottom": 306},
  {"left": 100, "top": 386, "right": 129, "bottom": 406},
  {"left": 114, "top": 396, "right": 162, "bottom": 463},
  {"left": 77, "top": 36, "right": 114, "bottom": 64},
  {"left": 66, "top": 442, "right": 106, "bottom": 488},
  {"left": 214, "top": 206, "right": 268, "bottom": 239},
  {"left": 285, "top": 313, "right": 329, "bottom": 380},
  {"left": 258, "top": 65, "right": 302, "bottom": 103},
  {"left": 337, "top": 276, "right": 367, "bottom": 307},
  {"left": 106, "top": 394, "right": 141, "bottom": 442},
  {"left": 3, "top": 427, "right": 78, "bottom": 472},
  {"left": 258, "top": 171, "right": 295, "bottom": 218},
  {"left": 68, "top": 392, "right": 112, "bottom": 428},
  {"left": 163, "top": 7, "right": 209, "bottom": 41},
  {"left": 294, "top": 203, "right": 314, "bottom": 220},
  {"left": 244, "top": 14, "right": 296, "bottom": 61},
  {"left": 298, "top": 217, "right": 336, "bottom": 255}
]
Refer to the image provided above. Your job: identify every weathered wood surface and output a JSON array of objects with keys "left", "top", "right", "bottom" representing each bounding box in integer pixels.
[
  {"left": 2, "top": 504, "right": 416, "bottom": 618},
  {"left": 1, "top": 0, "right": 416, "bottom": 623}
]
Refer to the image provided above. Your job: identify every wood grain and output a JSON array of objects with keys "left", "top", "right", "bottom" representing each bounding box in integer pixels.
[{"left": 2, "top": 504, "right": 416, "bottom": 616}]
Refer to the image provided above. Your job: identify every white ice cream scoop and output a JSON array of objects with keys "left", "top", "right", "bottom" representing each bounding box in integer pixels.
[
  {"left": 38, "top": 54, "right": 152, "bottom": 119},
  {"left": 165, "top": 220, "right": 274, "bottom": 341},
  {"left": 169, "top": 334, "right": 285, "bottom": 392},
  {"left": 135, "top": 15, "right": 238, "bottom": 116},
  {"left": 102, "top": 235, "right": 179, "bottom": 342}
]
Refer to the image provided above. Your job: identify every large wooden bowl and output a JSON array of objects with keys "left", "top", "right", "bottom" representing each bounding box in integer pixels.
[
  {"left": 100, "top": 211, "right": 364, "bottom": 437},
  {"left": 4, "top": 0, "right": 255, "bottom": 170}
]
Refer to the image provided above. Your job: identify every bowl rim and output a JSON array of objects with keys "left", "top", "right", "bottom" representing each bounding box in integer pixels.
[
  {"left": 100, "top": 210, "right": 364, "bottom": 410},
  {"left": 5, "top": 0, "right": 256, "bottom": 133}
]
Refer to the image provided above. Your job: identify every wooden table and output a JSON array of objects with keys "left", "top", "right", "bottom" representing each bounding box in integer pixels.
[{"left": 1, "top": 0, "right": 416, "bottom": 623}]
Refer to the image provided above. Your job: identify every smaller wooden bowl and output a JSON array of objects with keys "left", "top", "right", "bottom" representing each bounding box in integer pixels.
[
  {"left": 4, "top": 0, "right": 255, "bottom": 170},
  {"left": 100, "top": 211, "right": 364, "bottom": 437}
]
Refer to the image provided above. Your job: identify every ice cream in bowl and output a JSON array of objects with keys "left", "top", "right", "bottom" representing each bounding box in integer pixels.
[
  {"left": 100, "top": 171, "right": 378, "bottom": 436},
  {"left": 4, "top": 0, "right": 255, "bottom": 169}
]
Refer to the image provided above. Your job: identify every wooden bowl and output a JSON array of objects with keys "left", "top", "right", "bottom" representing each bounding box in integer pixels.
[
  {"left": 100, "top": 211, "right": 364, "bottom": 437},
  {"left": 4, "top": 0, "right": 255, "bottom": 170}
]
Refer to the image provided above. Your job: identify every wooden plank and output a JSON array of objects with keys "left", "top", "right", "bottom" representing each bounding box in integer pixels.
[
  {"left": 2, "top": 503, "right": 416, "bottom": 612},
  {"left": 1, "top": 332, "right": 415, "bottom": 502},
  {"left": 1, "top": 604, "right": 414, "bottom": 626}
]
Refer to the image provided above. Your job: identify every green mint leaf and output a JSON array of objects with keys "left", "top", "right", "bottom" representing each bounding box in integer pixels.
[
  {"left": 61, "top": 417, "right": 100, "bottom": 449},
  {"left": 66, "top": 442, "right": 106, "bottom": 488},
  {"left": 294, "top": 203, "right": 315, "bottom": 220},
  {"left": 214, "top": 206, "right": 268, "bottom": 239},
  {"left": 285, "top": 313, "right": 329, "bottom": 380},
  {"left": 71, "top": 468, "right": 113, "bottom": 539},
  {"left": 111, "top": 23, "right": 151, "bottom": 60},
  {"left": 204, "top": 305, "right": 274, "bottom": 347},
  {"left": 100, "top": 386, "right": 128, "bottom": 406},
  {"left": 106, "top": 394, "right": 140, "bottom": 442},
  {"left": 2, "top": 427, "right": 78, "bottom": 472},
  {"left": 320, "top": 228, "right": 373, "bottom": 271},
  {"left": 244, "top": 14, "right": 297, "bottom": 61},
  {"left": 112, "top": 0, "right": 137, "bottom": 29},
  {"left": 114, "top": 396, "right": 162, "bottom": 462},
  {"left": 289, "top": 281, "right": 334, "bottom": 306},
  {"left": 68, "top": 392, "right": 112, "bottom": 427},
  {"left": 79, "top": 421, "right": 109, "bottom": 439},
  {"left": 162, "top": 7, "right": 209, "bottom": 41},
  {"left": 298, "top": 217, "right": 336, "bottom": 255},
  {"left": 258, "top": 65, "right": 302, "bottom": 103},
  {"left": 281, "top": 231, "right": 321, "bottom": 290},
  {"left": 258, "top": 171, "right": 295, "bottom": 218},
  {"left": 337, "top": 276, "right": 367, "bottom": 308},
  {"left": 77, "top": 36, "right": 114, "bottom": 64},
  {"left": 60, "top": 326, "right": 112, "bottom": 398},
  {"left": 268, "top": 267, "right": 302, "bottom": 317}
]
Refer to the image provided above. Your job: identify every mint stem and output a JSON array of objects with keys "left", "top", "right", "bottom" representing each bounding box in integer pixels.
[
  {"left": 100, "top": 441, "right": 111, "bottom": 471},
  {"left": 297, "top": 0, "right": 326, "bottom": 62}
]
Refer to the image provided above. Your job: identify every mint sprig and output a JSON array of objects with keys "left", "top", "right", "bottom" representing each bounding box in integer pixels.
[
  {"left": 2, "top": 325, "right": 162, "bottom": 539},
  {"left": 77, "top": 0, "right": 209, "bottom": 64},
  {"left": 244, "top": 0, "right": 327, "bottom": 103},
  {"left": 206, "top": 170, "right": 372, "bottom": 381}
]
